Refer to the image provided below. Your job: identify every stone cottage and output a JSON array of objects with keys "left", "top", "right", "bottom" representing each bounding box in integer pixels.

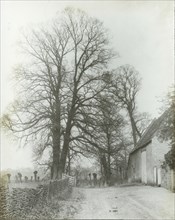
[{"left": 127, "top": 110, "right": 175, "bottom": 191}]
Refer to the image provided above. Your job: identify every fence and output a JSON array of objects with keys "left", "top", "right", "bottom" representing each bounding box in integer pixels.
[{"left": 62, "top": 173, "right": 76, "bottom": 186}]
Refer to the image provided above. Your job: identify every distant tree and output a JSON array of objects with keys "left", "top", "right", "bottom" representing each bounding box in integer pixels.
[
  {"left": 111, "top": 64, "right": 149, "bottom": 147},
  {"left": 24, "top": 176, "right": 28, "bottom": 182},
  {"left": 70, "top": 89, "right": 126, "bottom": 185},
  {"left": 65, "top": 148, "right": 83, "bottom": 175},
  {"left": 96, "top": 94, "right": 125, "bottom": 184},
  {"left": 134, "top": 112, "right": 152, "bottom": 136},
  {"left": 92, "top": 173, "right": 97, "bottom": 186},
  {"left": 7, "top": 174, "right": 11, "bottom": 183},
  {"left": 30, "top": 176, "right": 33, "bottom": 182},
  {"left": 33, "top": 171, "right": 38, "bottom": 182},
  {"left": 18, "top": 173, "right": 22, "bottom": 183},
  {"left": 15, "top": 175, "right": 18, "bottom": 183}
]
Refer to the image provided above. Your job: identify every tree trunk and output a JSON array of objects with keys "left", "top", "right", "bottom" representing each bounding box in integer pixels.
[
  {"left": 60, "top": 86, "right": 77, "bottom": 174},
  {"left": 52, "top": 99, "right": 61, "bottom": 179},
  {"left": 128, "top": 110, "right": 137, "bottom": 147},
  {"left": 67, "top": 148, "right": 71, "bottom": 175},
  {"left": 107, "top": 158, "right": 111, "bottom": 185},
  {"left": 60, "top": 123, "right": 72, "bottom": 173},
  {"left": 124, "top": 143, "right": 128, "bottom": 180},
  {"left": 52, "top": 130, "right": 61, "bottom": 179},
  {"left": 107, "top": 136, "right": 111, "bottom": 184},
  {"left": 100, "top": 154, "right": 111, "bottom": 185}
]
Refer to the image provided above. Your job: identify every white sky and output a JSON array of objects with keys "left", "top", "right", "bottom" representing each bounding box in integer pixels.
[{"left": 1, "top": 1, "right": 174, "bottom": 170}]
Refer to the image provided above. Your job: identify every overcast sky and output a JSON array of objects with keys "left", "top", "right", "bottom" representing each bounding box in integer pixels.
[{"left": 1, "top": 1, "right": 174, "bottom": 170}]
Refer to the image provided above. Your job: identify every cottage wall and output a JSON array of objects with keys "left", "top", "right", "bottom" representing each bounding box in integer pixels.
[
  {"left": 128, "top": 138, "right": 171, "bottom": 185},
  {"left": 151, "top": 136, "right": 171, "bottom": 168},
  {"left": 127, "top": 111, "right": 174, "bottom": 191},
  {"left": 128, "top": 149, "right": 142, "bottom": 183},
  {"left": 145, "top": 142, "right": 153, "bottom": 184}
]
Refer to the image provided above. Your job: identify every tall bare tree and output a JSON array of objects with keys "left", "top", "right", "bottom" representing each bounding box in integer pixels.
[
  {"left": 1, "top": 8, "right": 114, "bottom": 179},
  {"left": 111, "top": 64, "right": 143, "bottom": 147}
]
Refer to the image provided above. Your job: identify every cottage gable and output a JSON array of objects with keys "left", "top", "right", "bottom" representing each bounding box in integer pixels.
[
  {"left": 130, "top": 109, "right": 170, "bottom": 155},
  {"left": 127, "top": 109, "right": 174, "bottom": 191}
]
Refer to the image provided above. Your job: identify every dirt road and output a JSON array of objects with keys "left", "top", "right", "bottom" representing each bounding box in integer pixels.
[{"left": 73, "top": 185, "right": 175, "bottom": 219}]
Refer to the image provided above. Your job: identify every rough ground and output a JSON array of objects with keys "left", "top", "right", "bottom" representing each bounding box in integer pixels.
[{"left": 72, "top": 185, "right": 175, "bottom": 219}]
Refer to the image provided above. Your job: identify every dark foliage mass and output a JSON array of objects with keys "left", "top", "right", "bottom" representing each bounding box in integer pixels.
[
  {"left": 158, "top": 89, "right": 175, "bottom": 170},
  {"left": 0, "top": 178, "right": 73, "bottom": 219},
  {"left": 164, "top": 92, "right": 175, "bottom": 170}
]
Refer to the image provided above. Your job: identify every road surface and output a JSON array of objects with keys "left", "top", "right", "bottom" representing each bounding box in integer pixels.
[{"left": 73, "top": 185, "right": 175, "bottom": 219}]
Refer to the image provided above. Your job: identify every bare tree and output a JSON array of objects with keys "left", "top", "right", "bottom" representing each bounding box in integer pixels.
[
  {"left": 1, "top": 8, "right": 114, "bottom": 179},
  {"left": 71, "top": 90, "right": 126, "bottom": 185},
  {"left": 96, "top": 94, "right": 125, "bottom": 184},
  {"left": 112, "top": 64, "right": 143, "bottom": 147}
]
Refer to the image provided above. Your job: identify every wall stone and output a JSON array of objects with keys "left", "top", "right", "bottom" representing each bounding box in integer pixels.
[{"left": 161, "top": 166, "right": 175, "bottom": 192}]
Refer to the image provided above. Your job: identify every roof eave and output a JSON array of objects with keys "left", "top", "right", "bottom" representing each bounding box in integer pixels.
[{"left": 130, "top": 139, "right": 152, "bottom": 155}]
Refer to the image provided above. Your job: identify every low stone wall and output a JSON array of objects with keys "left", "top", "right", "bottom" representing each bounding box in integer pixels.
[
  {"left": 48, "top": 177, "right": 72, "bottom": 199},
  {"left": 0, "top": 177, "right": 73, "bottom": 219},
  {"left": 161, "top": 166, "right": 175, "bottom": 192}
]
